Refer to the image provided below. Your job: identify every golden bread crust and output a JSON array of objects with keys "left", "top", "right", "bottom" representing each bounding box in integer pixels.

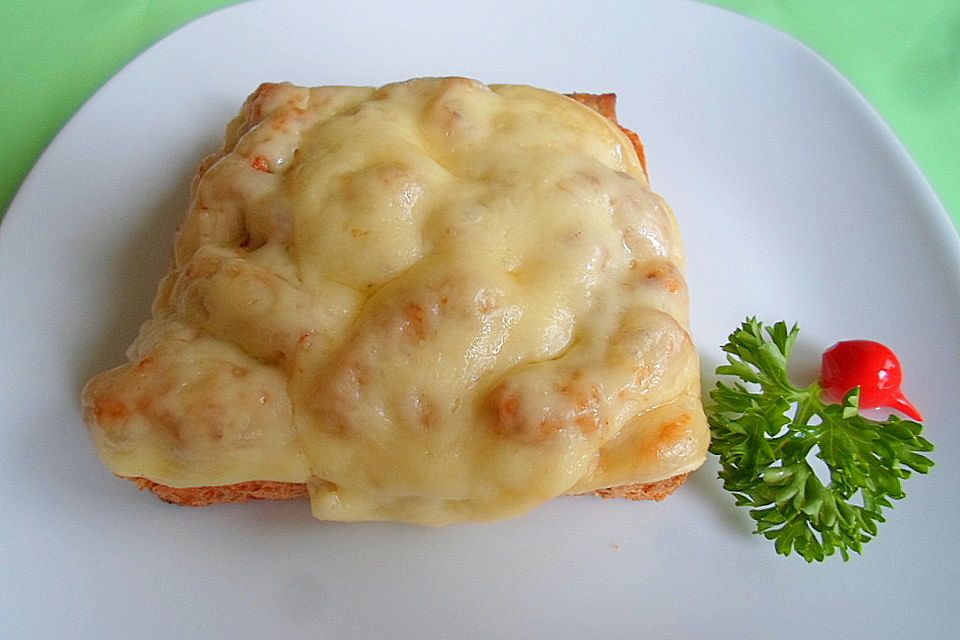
[
  {"left": 567, "top": 92, "right": 647, "bottom": 175},
  {"left": 132, "top": 477, "right": 309, "bottom": 505},
  {"left": 131, "top": 474, "right": 688, "bottom": 506}
]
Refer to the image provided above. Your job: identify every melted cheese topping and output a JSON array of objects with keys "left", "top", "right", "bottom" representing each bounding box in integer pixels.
[{"left": 82, "top": 77, "right": 708, "bottom": 524}]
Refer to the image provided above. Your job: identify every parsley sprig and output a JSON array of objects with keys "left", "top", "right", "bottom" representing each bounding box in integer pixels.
[{"left": 707, "top": 318, "right": 934, "bottom": 562}]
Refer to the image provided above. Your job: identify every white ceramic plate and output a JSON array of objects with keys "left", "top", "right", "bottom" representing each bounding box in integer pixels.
[{"left": 2, "top": 1, "right": 958, "bottom": 637}]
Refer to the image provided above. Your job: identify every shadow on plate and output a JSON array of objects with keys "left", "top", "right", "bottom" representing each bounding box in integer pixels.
[
  {"left": 71, "top": 165, "right": 195, "bottom": 395},
  {"left": 690, "top": 352, "right": 758, "bottom": 537}
]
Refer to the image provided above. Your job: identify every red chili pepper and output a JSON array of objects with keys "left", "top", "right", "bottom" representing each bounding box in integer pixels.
[{"left": 820, "top": 340, "right": 923, "bottom": 421}]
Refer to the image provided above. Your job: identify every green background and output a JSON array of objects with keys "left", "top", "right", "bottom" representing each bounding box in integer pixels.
[{"left": 1, "top": 1, "right": 958, "bottom": 227}]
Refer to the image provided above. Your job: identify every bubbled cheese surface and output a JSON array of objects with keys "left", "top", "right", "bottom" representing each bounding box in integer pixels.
[{"left": 82, "top": 77, "right": 708, "bottom": 524}]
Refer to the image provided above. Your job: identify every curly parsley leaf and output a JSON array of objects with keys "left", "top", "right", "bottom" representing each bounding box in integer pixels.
[{"left": 707, "top": 318, "right": 934, "bottom": 562}]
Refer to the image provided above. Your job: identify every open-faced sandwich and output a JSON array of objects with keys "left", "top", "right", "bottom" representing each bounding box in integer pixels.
[{"left": 81, "top": 77, "right": 709, "bottom": 525}]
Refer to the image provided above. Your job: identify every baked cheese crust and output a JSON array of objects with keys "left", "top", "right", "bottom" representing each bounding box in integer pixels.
[{"left": 82, "top": 77, "right": 708, "bottom": 525}]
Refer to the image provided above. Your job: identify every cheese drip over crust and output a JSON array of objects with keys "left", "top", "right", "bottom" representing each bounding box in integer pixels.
[{"left": 82, "top": 77, "right": 708, "bottom": 524}]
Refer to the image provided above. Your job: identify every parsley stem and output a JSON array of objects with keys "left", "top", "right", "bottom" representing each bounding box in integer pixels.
[{"left": 792, "top": 384, "right": 823, "bottom": 432}]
